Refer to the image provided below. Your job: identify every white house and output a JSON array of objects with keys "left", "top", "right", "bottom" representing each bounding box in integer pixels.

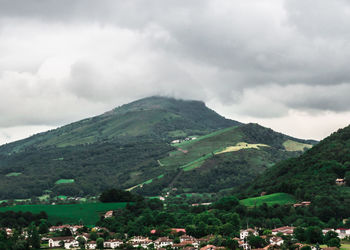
[
  {"left": 336, "top": 228, "right": 350, "bottom": 239},
  {"left": 272, "top": 226, "right": 295, "bottom": 236},
  {"left": 104, "top": 239, "right": 123, "bottom": 249},
  {"left": 48, "top": 236, "right": 75, "bottom": 248},
  {"left": 86, "top": 241, "right": 97, "bottom": 249},
  {"left": 270, "top": 236, "right": 284, "bottom": 246},
  {"left": 64, "top": 239, "right": 79, "bottom": 249},
  {"left": 240, "top": 229, "right": 258, "bottom": 239},
  {"left": 154, "top": 237, "right": 173, "bottom": 248}
]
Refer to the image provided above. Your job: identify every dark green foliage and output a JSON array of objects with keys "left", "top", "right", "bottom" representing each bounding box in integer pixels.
[
  {"left": 99, "top": 189, "right": 143, "bottom": 203},
  {"left": 241, "top": 125, "right": 350, "bottom": 219},
  {"left": 247, "top": 235, "right": 267, "bottom": 249},
  {"left": 0, "top": 211, "right": 47, "bottom": 228},
  {"left": 305, "top": 226, "right": 323, "bottom": 244}
]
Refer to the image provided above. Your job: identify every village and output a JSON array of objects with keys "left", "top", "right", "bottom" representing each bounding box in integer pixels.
[{"left": 2, "top": 218, "right": 349, "bottom": 250}]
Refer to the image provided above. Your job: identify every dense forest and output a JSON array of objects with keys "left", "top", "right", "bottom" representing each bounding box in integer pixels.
[{"left": 240, "top": 125, "right": 350, "bottom": 219}]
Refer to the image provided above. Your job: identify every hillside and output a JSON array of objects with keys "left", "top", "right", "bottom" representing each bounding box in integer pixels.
[
  {"left": 0, "top": 96, "right": 315, "bottom": 200},
  {"left": 0, "top": 96, "right": 239, "bottom": 154},
  {"left": 133, "top": 123, "right": 316, "bottom": 195},
  {"left": 240, "top": 125, "right": 350, "bottom": 219}
]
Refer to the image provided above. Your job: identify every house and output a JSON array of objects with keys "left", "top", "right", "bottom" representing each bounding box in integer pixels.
[
  {"left": 322, "top": 228, "right": 335, "bottom": 235},
  {"left": 154, "top": 237, "right": 173, "bottom": 248},
  {"left": 70, "top": 225, "right": 84, "bottom": 234},
  {"left": 240, "top": 228, "right": 258, "bottom": 239},
  {"left": 272, "top": 226, "right": 295, "bottom": 236},
  {"left": 198, "top": 235, "right": 215, "bottom": 244},
  {"left": 180, "top": 235, "right": 197, "bottom": 242},
  {"left": 335, "top": 178, "right": 346, "bottom": 186},
  {"left": 173, "top": 240, "right": 199, "bottom": 248},
  {"left": 104, "top": 210, "right": 114, "bottom": 218},
  {"left": 293, "top": 201, "right": 311, "bottom": 208},
  {"left": 335, "top": 228, "right": 350, "bottom": 239},
  {"left": 237, "top": 240, "right": 251, "bottom": 250},
  {"left": 64, "top": 239, "right": 79, "bottom": 249},
  {"left": 129, "top": 236, "right": 150, "bottom": 244},
  {"left": 270, "top": 236, "right": 284, "bottom": 246},
  {"left": 48, "top": 236, "right": 75, "bottom": 248},
  {"left": 49, "top": 225, "right": 70, "bottom": 232},
  {"left": 104, "top": 239, "right": 123, "bottom": 249},
  {"left": 87, "top": 241, "right": 97, "bottom": 249}
]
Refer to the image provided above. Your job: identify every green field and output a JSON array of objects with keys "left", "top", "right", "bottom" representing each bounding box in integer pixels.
[
  {"left": 240, "top": 193, "right": 296, "bottom": 207},
  {"left": 55, "top": 179, "right": 75, "bottom": 184},
  {"left": 0, "top": 202, "right": 127, "bottom": 225},
  {"left": 5, "top": 172, "right": 22, "bottom": 177}
]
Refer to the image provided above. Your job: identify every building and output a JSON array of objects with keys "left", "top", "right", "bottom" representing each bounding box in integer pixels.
[
  {"left": 335, "top": 228, "right": 350, "bottom": 239},
  {"left": 104, "top": 210, "right": 114, "bottom": 218},
  {"left": 335, "top": 178, "right": 346, "bottom": 186},
  {"left": 270, "top": 236, "right": 284, "bottom": 246},
  {"left": 48, "top": 236, "right": 75, "bottom": 248},
  {"left": 240, "top": 228, "right": 258, "bottom": 239},
  {"left": 154, "top": 237, "right": 173, "bottom": 248},
  {"left": 272, "top": 226, "right": 295, "bottom": 235},
  {"left": 104, "top": 239, "right": 123, "bottom": 249}
]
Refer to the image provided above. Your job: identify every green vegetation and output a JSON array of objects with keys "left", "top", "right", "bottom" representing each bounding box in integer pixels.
[
  {"left": 0, "top": 202, "right": 127, "bottom": 225},
  {"left": 55, "top": 179, "right": 75, "bottom": 184},
  {"left": 283, "top": 139, "right": 313, "bottom": 152},
  {"left": 241, "top": 124, "right": 350, "bottom": 221},
  {"left": 5, "top": 172, "right": 21, "bottom": 177},
  {"left": 240, "top": 193, "right": 296, "bottom": 207}
]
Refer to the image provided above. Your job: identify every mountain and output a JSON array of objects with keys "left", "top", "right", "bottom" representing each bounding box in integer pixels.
[
  {"left": 0, "top": 96, "right": 239, "bottom": 154},
  {"left": 0, "top": 96, "right": 315, "bottom": 200},
  {"left": 240, "top": 125, "right": 350, "bottom": 220}
]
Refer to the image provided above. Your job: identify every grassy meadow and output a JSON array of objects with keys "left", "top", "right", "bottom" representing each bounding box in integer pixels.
[
  {"left": 0, "top": 202, "right": 127, "bottom": 225},
  {"left": 240, "top": 193, "right": 296, "bottom": 207}
]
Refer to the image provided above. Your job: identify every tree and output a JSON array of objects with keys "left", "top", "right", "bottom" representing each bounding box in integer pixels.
[
  {"left": 324, "top": 230, "right": 338, "bottom": 243},
  {"left": 28, "top": 223, "right": 40, "bottom": 249},
  {"left": 294, "top": 227, "right": 306, "bottom": 242},
  {"left": 327, "top": 238, "right": 341, "bottom": 248},
  {"left": 77, "top": 236, "right": 86, "bottom": 249},
  {"left": 38, "top": 221, "right": 49, "bottom": 234},
  {"left": 96, "top": 237, "right": 104, "bottom": 250},
  {"left": 90, "top": 231, "right": 98, "bottom": 241},
  {"left": 305, "top": 226, "right": 323, "bottom": 244},
  {"left": 247, "top": 235, "right": 266, "bottom": 249}
]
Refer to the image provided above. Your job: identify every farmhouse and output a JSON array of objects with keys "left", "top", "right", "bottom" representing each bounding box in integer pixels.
[
  {"left": 335, "top": 228, "right": 350, "bottom": 239},
  {"left": 104, "top": 239, "right": 123, "bottom": 248},
  {"left": 154, "top": 237, "right": 173, "bottom": 248},
  {"left": 335, "top": 178, "right": 346, "bottom": 186},
  {"left": 104, "top": 210, "right": 114, "bottom": 218},
  {"left": 293, "top": 201, "right": 311, "bottom": 207},
  {"left": 269, "top": 236, "right": 284, "bottom": 246},
  {"left": 272, "top": 226, "right": 295, "bottom": 235},
  {"left": 48, "top": 236, "right": 75, "bottom": 248},
  {"left": 240, "top": 228, "right": 258, "bottom": 239}
]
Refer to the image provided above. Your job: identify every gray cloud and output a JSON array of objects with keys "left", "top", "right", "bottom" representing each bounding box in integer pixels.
[{"left": 1, "top": 0, "right": 350, "bottom": 141}]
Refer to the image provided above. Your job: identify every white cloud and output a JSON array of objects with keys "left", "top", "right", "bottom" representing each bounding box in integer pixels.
[{"left": 1, "top": 0, "right": 350, "bottom": 143}]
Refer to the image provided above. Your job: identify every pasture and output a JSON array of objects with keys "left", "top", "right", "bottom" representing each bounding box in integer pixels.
[
  {"left": 240, "top": 193, "right": 296, "bottom": 207},
  {"left": 0, "top": 202, "right": 127, "bottom": 225}
]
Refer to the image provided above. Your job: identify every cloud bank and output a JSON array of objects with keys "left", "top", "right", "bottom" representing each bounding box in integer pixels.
[{"left": 1, "top": 0, "right": 350, "bottom": 143}]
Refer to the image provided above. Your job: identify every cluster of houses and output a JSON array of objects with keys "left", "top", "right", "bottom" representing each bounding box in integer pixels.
[
  {"left": 47, "top": 226, "right": 221, "bottom": 249},
  {"left": 2, "top": 223, "right": 349, "bottom": 249},
  {"left": 237, "top": 226, "right": 350, "bottom": 250}
]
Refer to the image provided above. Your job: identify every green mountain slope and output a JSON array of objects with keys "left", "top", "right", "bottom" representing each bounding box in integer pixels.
[
  {"left": 240, "top": 125, "right": 350, "bottom": 219},
  {"left": 133, "top": 123, "right": 316, "bottom": 195},
  {"left": 0, "top": 96, "right": 316, "bottom": 200},
  {"left": 0, "top": 96, "right": 239, "bottom": 154}
]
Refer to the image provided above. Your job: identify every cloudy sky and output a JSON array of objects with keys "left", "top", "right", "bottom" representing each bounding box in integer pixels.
[{"left": 1, "top": 0, "right": 350, "bottom": 145}]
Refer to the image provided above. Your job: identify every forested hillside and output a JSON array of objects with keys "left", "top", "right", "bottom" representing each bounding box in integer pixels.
[
  {"left": 240, "top": 125, "right": 350, "bottom": 219},
  {"left": 0, "top": 97, "right": 315, "bottom": 200}
]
